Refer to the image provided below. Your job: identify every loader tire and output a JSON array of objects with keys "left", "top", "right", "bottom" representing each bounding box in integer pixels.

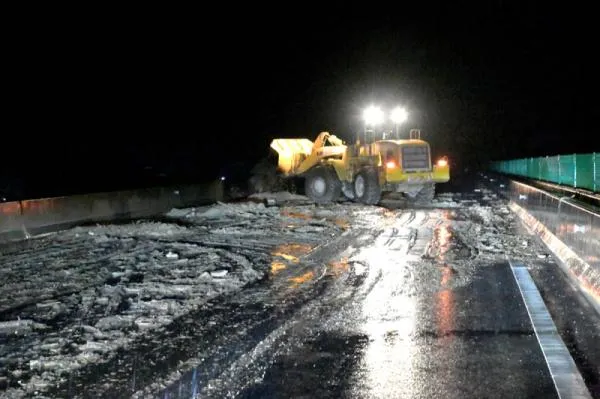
[
  {"left": 353, "top": 168, "right": 381, "bottom": 205},
  {"left": 409, "top": 183, "right": 435, "bottom": 204},
  {"left": 305, "top": 166, "right": 341, "bottom": 204}
]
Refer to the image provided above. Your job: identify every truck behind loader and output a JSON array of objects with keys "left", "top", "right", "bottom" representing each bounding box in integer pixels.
[{"left": 270, "top": 128, "right": 450, "bottom": 205}]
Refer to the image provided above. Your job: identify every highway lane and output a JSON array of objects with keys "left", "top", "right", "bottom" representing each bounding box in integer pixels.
[{"left": 2, "top": 178, "right": 596, "bottom": 398}]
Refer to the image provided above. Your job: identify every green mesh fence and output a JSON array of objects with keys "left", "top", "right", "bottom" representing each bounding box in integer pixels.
[{"left": 491, "top": 153, "right": 599, "bottom": 192}]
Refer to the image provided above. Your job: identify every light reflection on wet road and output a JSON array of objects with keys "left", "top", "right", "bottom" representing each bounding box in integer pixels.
[
  {"left": 352, "top": 209, "right": 421, "bottom": 398},
  {"left": 35, "top": 184, "right": 598, "bottom": 398},
  {"left": 234, "top": 203, "right": 560, "bottom": 399},
  {"left": 270, "top": 243, "right": 314, "bottom": 276}
]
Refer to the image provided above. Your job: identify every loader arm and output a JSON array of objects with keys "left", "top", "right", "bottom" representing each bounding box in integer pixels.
[{"left": 270, "top": 132, "right": 346, "bottom": 176}]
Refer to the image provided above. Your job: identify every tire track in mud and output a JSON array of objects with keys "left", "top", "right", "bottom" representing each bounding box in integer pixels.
[
  {"left": 42, "top": 223, "right": 373, "bottom": 398},
  {"left": 0, "top": 234, "right": 64, "bottom": 258},
  {"left": 0, "top": 217, "right": 339, "bottom": 319},
  {"left": 404, "top": 210, "right": 416, "bottom": 226},
  {"left": 5, "top": 198, "right": 510, "bottom": 398},
  {"left": 2, "top": 246, "right": 152, "bottom": 309},
  {"left": 384, "top": 228, "right": 398, "bottom": 247},
  {"left": 421, "top": 209, "right": 480, "bottom": 263},
  {"left": 212, "top": 207, "right": 437, "bottom": 398},
  {"left": 187, "top": 229, "right": 384, "bottom": 398},
  {"left": 1, "top": 204, "right": 349, "bottom": 396},
  {"left": 0, "top": 241, "right": 161, "bottom": 319},
  {"left": 182, "top": 189, "right": 586, "bottom": 399},
  {"left": 378, "top": 209, "right": 423, "bottom": 255}
]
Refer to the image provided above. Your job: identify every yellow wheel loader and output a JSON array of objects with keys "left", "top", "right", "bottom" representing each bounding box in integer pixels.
[{"left": 270, "top": 129, "right": 450, "bottom": 205}]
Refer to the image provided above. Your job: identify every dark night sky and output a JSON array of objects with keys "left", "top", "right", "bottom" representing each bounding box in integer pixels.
[{"left": 4, "top": 4, "right": 599, "bottom": 198}]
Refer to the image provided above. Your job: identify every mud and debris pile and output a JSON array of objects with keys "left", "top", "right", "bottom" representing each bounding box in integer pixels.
[
  {"left": 0, "top": 185, "right": 554, "bottom": 398},
  {"left": 0, "top": 200, "right": 349, "bottom": 397}
]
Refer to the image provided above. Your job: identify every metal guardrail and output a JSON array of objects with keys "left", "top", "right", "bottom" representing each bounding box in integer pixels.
[
  {"left": 508, "top": 181, "right": 600, "bottom": 270},
  {"left": 484, "top": 173, "right": 600, "bottom": 313},
  {"left": 532, "top": 180, "right": 600, "bottom": 204}
]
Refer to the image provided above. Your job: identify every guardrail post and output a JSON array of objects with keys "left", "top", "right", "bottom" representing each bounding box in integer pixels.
[
  {"left": 594, "top": 152, "right": 597, "bottom": 192},
  {"left": 557, "top": 154, "right": 561, "bottom": 185},
  {"left": 573, "top": 153, "right": 577, "bottom": 188}
]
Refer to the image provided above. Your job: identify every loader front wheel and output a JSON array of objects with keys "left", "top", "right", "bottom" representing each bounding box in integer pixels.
[
  {"left": 305, "top": 166, "right": 341, "bottom": 204},
  {"left": 354, "top": 168, "right": 381, "bottom": 205}
]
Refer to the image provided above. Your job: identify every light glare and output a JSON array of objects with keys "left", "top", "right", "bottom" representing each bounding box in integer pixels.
[
  {"left": 363, "top": 106, "right": 384, "bottom": 125},
  {"left": 391, "top": 107, "right": 408, "bottom": 124}
]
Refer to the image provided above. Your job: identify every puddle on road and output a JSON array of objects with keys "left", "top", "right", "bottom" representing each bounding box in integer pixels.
[
  {"left": 270, "top": 261, "right": 287, "bottom": 274},
  {"left": 270, "top": 243, "right": 314, "bottom": 276},
  {"left": 281, "top": 209, "right": 313, "bottom": 220},
  {"left": 425, "top": 214, "right": 472, "bottom": 262},
  {"left": 436, "top": 223, "right": 452, "bottom": 256},
  {"left": 381, "top": 209, "right": 399, "bottom": 228},
  {"left": 280, "top": 207, "right": 350, "bottom": 230},
  {"left": 433, "top": 211, "right": 457, "bottom": 339},
  {"left": 271, "top": 249, "right": 352, "bottom": 291},
  {"left": 436, "top": 287, "right": 455, "bottom": 338},
  {"left": 443, "top": 209, "right": 468, "bottom": 222},
  {"left": 289, "top": 271, "right": 316, "bottom": 287},
  {"left": 440, "top": 264, "right": 456, "bottom": 287},
  {"left": 272, "top": 243, "right": 313, "bottom": 261},
  {"left": 333, "top": 218, "right": 350, "bottom": 229},
  {"left": 238, "top": 332, "right": 369, "bottom": 398},
  {"left": 327, "top": 257, "right": 350, "bottom": 277}
]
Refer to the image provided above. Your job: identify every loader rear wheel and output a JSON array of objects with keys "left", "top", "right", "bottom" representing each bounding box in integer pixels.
[
  {"left": 305, "top": 166, "right": 341, "bottom": 204},
  {"left": 353, "top": 168, "right": 381, "bottom": 205}
]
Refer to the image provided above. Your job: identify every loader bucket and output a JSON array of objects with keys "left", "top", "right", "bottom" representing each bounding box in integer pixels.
[{"left": 270, "top": 138, "right": 314, "bottom": 175}]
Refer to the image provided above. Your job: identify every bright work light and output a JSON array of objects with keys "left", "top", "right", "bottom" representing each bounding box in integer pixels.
[
  {"left": 390, "top": 107, "right": 408, "bottom": 124},
  {"left": 363, "top": 106, "right": 384, "bottom": 126}
]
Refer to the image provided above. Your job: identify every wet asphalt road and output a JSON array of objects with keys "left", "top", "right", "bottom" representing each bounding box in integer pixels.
[
  {"left": 147, "top": 183, "right": 562, "bottom": 398},
  {"left": 7, "top": 175, "right": 599, "bottom": 398},
  {"left": 229, "top": 216, "right": 556, "bottom": 399}
]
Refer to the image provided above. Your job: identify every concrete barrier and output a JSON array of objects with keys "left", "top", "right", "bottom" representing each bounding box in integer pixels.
[
  {"left": 121, "top": 187, "right": 172, "bottom": 219},
  {"left": 484, "top": 174, "right": 600, "bottom": 314},
  {"left": 21, "top": 195, "right": 95, "bottom": 235},
  {"left": 174, "top": 181, "right": 224, "bottom": 208},
  {"left": 0, "top": 180, "right": 224, "bottom": 244},
  {"left": 0, "top": 201, "right": 27, "bottom": 242}
]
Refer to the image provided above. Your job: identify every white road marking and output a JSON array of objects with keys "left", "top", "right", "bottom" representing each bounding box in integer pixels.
[{"left": 509, "top": 260, "right": 592, "bottom": 399}]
